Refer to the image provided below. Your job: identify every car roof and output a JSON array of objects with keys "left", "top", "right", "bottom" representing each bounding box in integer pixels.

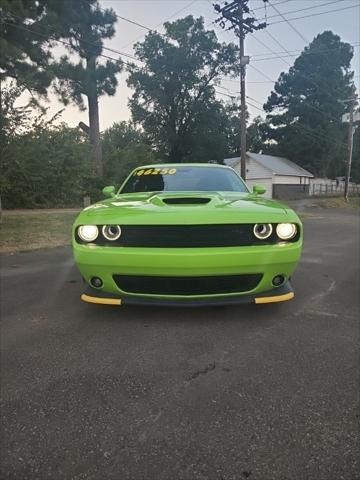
[{"left": 133, "top": 163, "right": 233, "bottom": 170}]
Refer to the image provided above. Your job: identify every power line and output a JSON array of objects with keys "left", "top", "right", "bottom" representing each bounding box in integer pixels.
[
  {"left": 251, "top": 43, "right": 360, "bottom": 62},
  {"left": 247, "top": 5, "right": 356, "bottom": 121},
  {"left": 267, "top": 0, "right": 308, "bottom": 43},
  {"left": 7, "top": 6, "right": 359, "bottom": 67},
  {"left": 248, "top": 6, "right": 291, "bottom": 68},
  {"left": 1, "top": 20, "right": 137, "bottom": 69},
  {"left": 3, "top": 16, "right": 242, "bottom": 105},
  {"left": 208, "top": 12, "right": 276, "bottom": 85},
  {"left": 246, "top": 80, "right": 275, "bottom": 84},
  {"left": 93, "top": 0, "right": 150, "bottom": 31},
  {"left": 210, "top": 6, "right": 359, "bottom": 62},
  {"left": 3, "top": 11, "right": 351, "bottom": 151},
  {"left": 2, "top": 10, "right": 142, "bottom": 64},
  {"left": 219, "top": 77, "right": 275, "bottom": 85},
  {"left": 261, "top": 30, "right": 293, "bottom": 65},
  {"left": 251, "top": 33, "right": 290, "bottom": 68},
  {"left": 248, "top": 64, "right": 276, "bottom": 83},
  {"left": 215, "top": 89, "right": 237, "bottom": 100},
  {"left": 4, "top": 6, "right": 357, "bottom": 133},
  {"left": 258, "top": 0, "right": 340, "bottom": 22},
  {"left": 268, "top": 4, "right": 359, "bottom": 26},
  {"left": 213, "top": 0, "right": 267, "bottom": 181},
  {"left": 213, "top": 13, "right": 358, "bottom": 84},
  {"left": 252, "top": 0, "right": 292, "bottom": 12},
  {"left": 118, "top": 0, "right": 198, "bottom": 50}
]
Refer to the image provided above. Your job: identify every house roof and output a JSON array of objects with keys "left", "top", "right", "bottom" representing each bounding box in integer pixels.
[{"left": 224, "top": 152, "right": 314, "bottom": 178}]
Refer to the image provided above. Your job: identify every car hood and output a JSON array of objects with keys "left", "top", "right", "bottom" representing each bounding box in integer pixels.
[{"left": 76, "top": 191, "right": 298, "bottom": 225}]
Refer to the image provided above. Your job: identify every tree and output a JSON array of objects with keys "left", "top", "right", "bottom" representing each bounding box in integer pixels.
[
  {"left": 0, "top": 82, "right": 32, "bottom": 138},
  {"left": 127, "top": 15, "right": 239, "bottom": 162},
  {"left": 263, "top": 31, "right": 354, "bottom": 177},
  {"left": 102, "top": 121, "right": 156, "bottom": 185},
  {"left": 180, "top": 100, "right": 239, "bottom": 163},
  {"left": 247, "top": 116, "right": 267, "bottom": 154},
  {"left": 0, "top": 0, "right": 54, "bottom": 95},
  {"left": 1, "top": 121, "right": 92, "bottom": 208},
  {"left": 51, "top": 0, "right": 123, "bottom": 177}
]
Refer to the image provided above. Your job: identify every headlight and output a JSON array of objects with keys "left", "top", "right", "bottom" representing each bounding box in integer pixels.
[
  {"left": 276, "top": 223, "right": 297, "bottom": 240},
  {"left": 253, "top": 223, "right": 273, "bottom": 240},
  {"left": 102, "top": 225, "right": 122, "bottom": 241},
  {"left": 78, "top": 225, "right": 99, "bottom": 242}
]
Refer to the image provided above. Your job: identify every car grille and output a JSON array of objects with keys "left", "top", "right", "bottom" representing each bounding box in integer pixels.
[
  {"left": 113, "top": 274, "right": 263, "bottom": 296},
  {"left": 91, "top": 224, "right": 279, "bottom": 247}
]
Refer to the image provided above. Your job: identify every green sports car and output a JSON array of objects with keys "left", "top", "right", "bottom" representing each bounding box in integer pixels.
[{"left": 73, "top": 163, "right": 302, "bottom": 306}]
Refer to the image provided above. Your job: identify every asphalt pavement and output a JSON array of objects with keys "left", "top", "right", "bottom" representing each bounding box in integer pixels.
[{"left": 1, "top": 207, "right": 359, "bottom": 480}]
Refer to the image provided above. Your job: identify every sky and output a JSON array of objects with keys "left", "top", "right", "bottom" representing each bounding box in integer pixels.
[{"left": 37, "top": 0, "right": 360, "bottom": 130}]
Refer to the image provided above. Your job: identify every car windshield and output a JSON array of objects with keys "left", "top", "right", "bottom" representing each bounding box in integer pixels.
[{"left": 120, "top": 166, "right": 249, "bottom": 194}]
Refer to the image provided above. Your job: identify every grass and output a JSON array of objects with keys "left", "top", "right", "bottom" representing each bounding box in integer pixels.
[
  {"left": 0, "top": 211, "right": 80, "bottom": 253},
  {"left": 307, "top": 196, "right": 360, "bottom": 209}
]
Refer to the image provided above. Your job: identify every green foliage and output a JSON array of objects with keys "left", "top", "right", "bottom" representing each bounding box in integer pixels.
[
  {"left": 247, "top": 116, "right": 268, "bottom": 154},
  {"left": 1, "top": 118, "right": 93, "bottom": 208},
  {"left": 50, "top": 1, "right": 122, "bottom": 108},
  {"left": 0, "top": 82, "right": 32, "bottom": 137},
  {"left": 102, "top": 122, "right": 156, "bottom": 186},
  {"left": 48, "top": 0, "right": 123, "bottom": 176},
  {"left": 0, "top": 94, "right": 158, "bottom": 207},
  {"left": 127, "top": 15, "right": 239, "bottom": 162},
  {"left": 263, "top": 31, "right": 354, "bottom": 177},
  {"left": 0, "top": 0, "right": 54, "bottom": 94}
]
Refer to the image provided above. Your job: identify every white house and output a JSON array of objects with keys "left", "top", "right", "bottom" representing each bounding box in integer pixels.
[{"left": 225, "top": 152, "right": 314, "bottom": 199}]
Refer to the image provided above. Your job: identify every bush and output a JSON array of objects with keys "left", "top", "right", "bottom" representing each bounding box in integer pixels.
[{"left": 1, "top": 124, "right": 93, "bottom": 208}]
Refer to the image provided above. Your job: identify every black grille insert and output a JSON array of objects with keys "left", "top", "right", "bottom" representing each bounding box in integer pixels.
[
  {"left": 113, "top": 274, "right": 263, "bottom": 295},
  {"left": 162, "top": 197, "right": 211, "bottom": 205},
  {"left": 76, "top": 224, "right": 300, "bottom": 247}
]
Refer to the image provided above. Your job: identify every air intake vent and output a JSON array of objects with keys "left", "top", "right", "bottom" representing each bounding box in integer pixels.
[
  {"left": 113, "top": 274, "right": 263, "bottom": 295},
  {"left": 162, "top": 197, "right": 211, "bottom": 205}
]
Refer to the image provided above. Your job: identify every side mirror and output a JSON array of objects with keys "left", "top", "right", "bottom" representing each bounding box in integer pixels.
[
  {"left": 252, "top": 184, "right": 266, "bottom": 195},
  {"left": 102, "top": 185, "right": 116, "bottom": 198}
]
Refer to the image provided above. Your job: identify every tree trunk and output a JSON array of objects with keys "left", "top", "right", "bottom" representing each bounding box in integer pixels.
[
  {"left": 86, "top": 56, "right": 103, "bottom": 177},
  {"left": 169, "top": 142, "right": 182, "bottom": 163},
  {"left": 87, "top": 93, "right": 103, "bottom": 177}
]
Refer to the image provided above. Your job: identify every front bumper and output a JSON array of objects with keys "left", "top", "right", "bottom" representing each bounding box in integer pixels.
[
  {"left": 81, "top": 281, "right": 294, "bottom": 306},
  {"left": 73, "top": 241, "right": 302, "bottom": 303}
]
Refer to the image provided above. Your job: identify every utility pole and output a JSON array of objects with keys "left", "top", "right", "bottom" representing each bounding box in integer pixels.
[
  {"left": 343, "top": 86, "right": 358, "bottom": 201},
  {"left": 214, "top": 0, "right": 267, "bottom": 180},
  {"left": 238, "top": 3, "right": 247, "bottom": 180}
]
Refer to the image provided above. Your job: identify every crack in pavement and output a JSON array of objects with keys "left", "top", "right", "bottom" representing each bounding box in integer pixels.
[{"left": 186, "top": 362, "right": 216, "bottom": 382}]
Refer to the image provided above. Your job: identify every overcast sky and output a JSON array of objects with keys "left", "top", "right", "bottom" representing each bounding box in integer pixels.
[{"left": 43, "top": 0, "right": 360, "bottom": 130}]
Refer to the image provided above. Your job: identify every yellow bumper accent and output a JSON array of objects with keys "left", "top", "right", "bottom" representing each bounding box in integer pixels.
[
  {"left": 81, "top": 294, "right": 122, "bottom": 306},
  {"left": 255, "top": 292, "right": 294, "bottom": 304}
]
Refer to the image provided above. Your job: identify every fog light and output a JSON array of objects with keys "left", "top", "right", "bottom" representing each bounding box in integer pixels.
[
  {"left": 90, "top": 276, "right": 103, "bottom": 288},
  {"left": 272, "top": 275, "right": 285, "bottom": 287}
]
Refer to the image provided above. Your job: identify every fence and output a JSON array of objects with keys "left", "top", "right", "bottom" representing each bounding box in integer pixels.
[
  {"left": 311, "top": 183, "right": 360, "bottom": 196},
  {"left": 272, "top": 184, "right": 310, "bottom": 200}
]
